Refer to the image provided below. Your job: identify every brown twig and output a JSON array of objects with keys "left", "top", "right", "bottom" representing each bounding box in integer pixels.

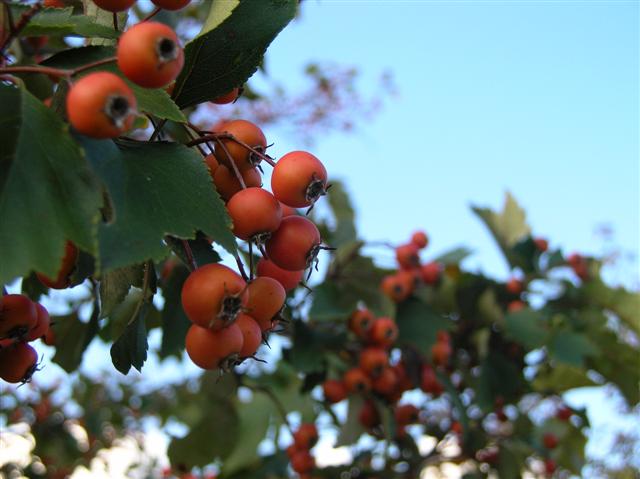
[
  {"left": 187, "top": 133, "right": 277, "bottom": 167},
  {"left": 149, "top": 118, "right": 167, "bottom": 141},
  {"left": 181, "top": 240, "right": 197, "bottom": 271},
  {"left": 186, "top": 121, "right": 215, "bottom": 156},
  {"left": 212, "top": 136, "right": 247, "bottom": 189},
  {"left": 142, "top": 6, "right": 161, "bottom": 22},
  {"left": 0, "top": 56, "right": 117, "bottom": 78},
  {"left": 181, "top": 123, "right": 208, "bottom": 158},
  {"left": 0, "top": 2, "right": 43, "bottom": 55},
  {"left": 112, "top": 12, "right": 118, "bottom": 31}
]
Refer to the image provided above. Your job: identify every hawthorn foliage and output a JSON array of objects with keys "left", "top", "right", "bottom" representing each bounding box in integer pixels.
[{"left": 0, "top": 2, "right": 639, "bottom": 479}]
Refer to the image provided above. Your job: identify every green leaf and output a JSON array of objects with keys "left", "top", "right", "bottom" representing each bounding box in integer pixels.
[
  {"left": 433, "top": 247, "right": 473, "bottom": 265},
  {"left": 504, "top": 309, "right": 549, "bottom": 349},
  {"left": 51, "top": 308, "right": 101, "bottom": 373},
  {"left": 79, "top": 138, "right": 236, "bottom": 272},
  {"left": 396, "top": 297, "right": 453, "bottom": 354},
  {"left": 326, "top": 180, "right": 357, "bottom": 247},
  {"left": 532, "top": 364, "right": 597, "bottom": 394},
  {"left": 16, "top": 6, "right": 119, "bottom": 39},
  {"left": 173, "top": 0, "right": 298, "bottom": 108},
  {"left": 549, "top": 331, "right": 599, "bottom": 367},
  {"left": 582, "top": 280, "right": 640, "bottom": 336},
  {"left": 476, "top": 351, "right": 526, "bottom": 411},
  {"left": 42, "top": 46, "right": 186, "bottom": 122},
  {"left": 165, "top": 233, "right": 222, "bottom": 268},
  {"left": 159, "top": 265, "right": 191, "bottom": 359},
  {"left": 110, "top": 308, "right": 149, "bottom": 375},
  {"left": 337, "top": 395, "right": 366, "bottom": 446},
  {"left": 510, "top": 236, "right": 537, "bottom": 274},
  {"left": 309, "top": 282, "right": 354, "bottom": 322},
  {"left": 0, "top": 85, "right": 102, "bottom": 285},
  {"left": 99, "top": 264, "right": 145, "bottom": 319},
  {"left": 222, "top": 394, "right": 274, "bottom": 475},
  {"left": 168, "top": 399, "right": 239, "bottom": 468},
  {"left": 472, "top": 192, "right": 531, "bottom": 269},
  {"left": 285, "top": 321, "right": 346, "bottom": 374}
]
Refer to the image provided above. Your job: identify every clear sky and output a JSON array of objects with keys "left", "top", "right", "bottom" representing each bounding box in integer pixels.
[{"left": 262, "top": 0, "right": 639, "bottom": 281}]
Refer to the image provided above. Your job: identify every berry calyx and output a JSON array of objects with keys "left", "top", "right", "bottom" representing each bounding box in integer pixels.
[
  {"left": 66, "top": 71, "right": 136, "bottom": 138},
  {"left": 185, "top": 323, "right": 243, "bottom": 370},
  {"left": 117, "top": 22, "right": 184, "bottom": 88},
  {"left": 271, "top": 151, "right": 328, "bottom": 208}
]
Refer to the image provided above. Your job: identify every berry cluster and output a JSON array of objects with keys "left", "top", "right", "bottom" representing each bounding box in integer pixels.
[
  {"left": 181, "top": 120, "right": 329, "bottom": 371},
  {"left": 0, "top": 294, "right": 53, "bottom": 383},
  {"left": 66, "top": 1, "right": 188, "bottom": 138},
  {"left": 286, "top": 423, "right": 318, "bottom": 477},
  {"left": 381, "top": 230, "right": 442, "bottom": 302}
]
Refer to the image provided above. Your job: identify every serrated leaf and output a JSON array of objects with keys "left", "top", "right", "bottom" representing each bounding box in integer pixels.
[
  {"left": 504, "top": 309, "right": 549, "bottom": 349},
  {"left": 51, "top": 307, "right": 100, "bottom": 373},
  {"left": 173, "top": 0, "right": 297, "bottom": 108},
  {"left": 78, "top": 138, "right": 236, "bottom": 272},
  {"left": 326, "top": 180, "right": 357, "bottom": 247},
  {"left": 549, "top": 331, "right": 599, "bottom": 367},
  {"left": 0, "top": 85, "right": 101, "bottom": 285},
  {"left": 160, "top": 265, "right": 191, "bottom": 359},
  {"left": 222, "top": 394, "right": 273, "bottom": 475},
  {"left": 476, "top": 351, "right": 526, "bottom": 411},
  {"left": 582, "top": 280, "right": 640, "bottom": 336},
  {"left": 99, "top": 264, "right": 145, "bottom": 319},
  {"left": 110, "top": 308, "right": 149, "bottom": 374},
  {"left": 472, "top": 192, "right": 531, "bottom": 269},
  {"left": 165, "top": 233, "right": 222, "bottom": 269},
  {"left": 532, "top": 364, "right": 597, "bottom": 393},
  {"left": 396, "top": 297, "right": 453, "bottom": 354},
  {"left": 168, "top": 399, "right": 239, "bottom": 468},
  {"left": 433, "top": 247, "right": 473, "bottom": 265},
  {"left": 16, "top": 6, "right": 120, "bottom": 39},
  {"left": 42, "top": 46, "right": 186, "bottom": 122}
]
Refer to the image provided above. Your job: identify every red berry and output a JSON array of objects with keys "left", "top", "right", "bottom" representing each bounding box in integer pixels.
[
  {"left": 235, "top": 314, "right": 262, "bottom": 358},
  {"left": 395, "top": 404, "right": 420, "bottom": 425},
  {"left": 322, "top": 379, "right": 348, "bottom": 404},
  {"left": 212, "top": 165, "right": 262, "bottom": 202},
  {"left": 369, "top": 317, "right": 398, "bottom": 348},
  {"left": 266, "top": 216, "right": 321, "bottom": 271},
  {"left": 151, "top": 0, "right": 191, "bottom": 10},
  {"left": 381, "top": 272, "right": 414, "bottom": 303},
  {"left": 542, "top": 432, "right": 558, "bottom": 449},
  {"left": 544, "top": 458, "right": 557, "bottom": 474},
  {"left": 343, "top": 368, "right": 372, "bottom": 394},
  {"left": 0, "top": 342, "right": 38, "bottom": 383},
  {"left": 215, "top": 120, "right": 267, "bottom": 171},
  {"left": 245, "top": 277, "right": 286, "bottom": 332},
  {"left": 185, "top": 323, "right": 243, "bottom": 370},
  {"left": 293, "top": 423, "right": 318, "bottom": 449},
  {"left": 26, "top": 303, "right": 51, "bottom": 342},
  {"left": 226, "top": 188, "right": 282, "bottom": 241},
  {"left": 396, "top": 243, "right": 420, "bottom": 269},
  {"left": 256, "top": 258, "right": 303, "bottom": 292},
  {"left": 506, "top": 277, "right": 523, "bottom": 295},
  {"left": 92, "top": 0, "right": 135, "bottom": 12},
  {"left": 534, "top": 237, "right": 549, "bottom": 252},
  {"left": 420, "top": 364, "right": 443, "bottom": 396},
  {"left": 290, "top": 450, "right": 315, "bottom": 474},
  {"left": 349, "top": 308, "right": 375, "bottom": 339},
  {"left": 420, "top": 261, "right": 441, "bottom": 285},
  {"left": 0, "top": 294, "right": 37, "bottom": 340},
  {"left": 372, "top": 367, "right": 398, "bottom": 397},
  {"left": 410, "top": 230, "right": 429, "bottom": 249},
  {"left": 36, "top": 241, "right": 78, "bottom": 289},
  {"left": 507, "top": 300, "right": 526, "bottom": 313},
  {"left": 556, "top": 406, "right": 573, "bottom": 421},
  {"left": 359, "top": 347, "right": 388, "bottom": 378},
  {"left": 117, "top": 22, "right": 184, "bottom": 89},
  {"left": 66, "top": 72, "right": 136, "bottom": 138},
  {"left": 271, "top": 151, "right": 328, "bottom": 208},
  {"left": 358, "top": 400, "right": 380, "bottom": 429},
  {"left": 212, "top": 87, "right": 239, "bottom": 104}
]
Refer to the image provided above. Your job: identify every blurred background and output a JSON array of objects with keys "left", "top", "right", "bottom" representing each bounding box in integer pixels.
[{"left": 1, "top": 1, "right": 638, "bottom": 478}]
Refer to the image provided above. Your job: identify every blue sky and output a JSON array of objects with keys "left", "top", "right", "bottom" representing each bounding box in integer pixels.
[{"left": 262, "top": 0, "right": 639, "bottom": 281}]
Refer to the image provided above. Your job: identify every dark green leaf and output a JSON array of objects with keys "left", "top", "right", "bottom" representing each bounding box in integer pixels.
[
  {"left": 0, "top": 85, "right": 102, "bottom": 285},
  {"left": 396, "top": 297, "right": 453, "bottom": 354},
  {"left": 503, "top": 309, "right": 549, "bottom": 349},
  {"left": 337, "top": 395, "right": 366, "bottom": 446},
  {"left": 476, "top": 351, "right": 526, "bottom": 411},
  {"left": 582, "top": 280, "right": 640, "bottom": 336},
  {"left": 326, "top": 180, "right": 357, "bottom": 247},
  {"left": 99, "top": 264, "right": 145, "bottom": 319},
  {"left": 110, "top": 308, "right": 149, "bottom": 374},
  {"left": 309, "top": 282, "right": 354, "bottom": 322},
  {"left": 79, "top": 139, "right": 236, "bottom": 272},
  {"left": 510, "top": 236, "right": 537, "bottom": 273},
  {"left": 16, "top": 6, "right": 119, "bottom": 39},
  {"left": 549, "top": 331, "right": 599, "bottom": 367},
  {"left": 165, "top": 232, "right": 222, "bottom": 268},
  {"left": 173, "top": 0, "right": 297, "bottom": 108},
  {"left": 532, "top": 364, "right": 597, "bottom": 394},
  {"left": 284, "top": 321, "right": 344, "bottom": 373},
  {"left": 168, "top": 399, "right": 239, "bottom": 468},
  {"left": 51, "top": 308, "right": 100, "bottom": 373},
  {"left": 160, "top": 265, "right": 191, "bottom": 358}
]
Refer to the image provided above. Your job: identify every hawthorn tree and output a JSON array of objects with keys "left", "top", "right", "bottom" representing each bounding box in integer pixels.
[{"left": 0, "top": 1, "right": 638, "bottom": 479}]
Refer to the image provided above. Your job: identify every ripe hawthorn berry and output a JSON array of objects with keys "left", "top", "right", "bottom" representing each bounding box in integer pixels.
[
  {"left": 280, "top": 203, "right": 298, "bottom": 217},
  {"left": 506, "top": 277, "right": 523, "bottom": 295},
  {"left": 235, "top": 314, "right": 262, "bottom": 358},
  {"left": 0, "top": 294, "right": 37, "bottom": 340},
  {"left": 293, "top": 423, "right": 318, "bottom": 449},
  {"left": 322, "top": 379, "right": 348, "bottom": 404},
  {"left": 36, "top": 241, "right": 78, "bottom": 289},
  {"left": 431, "top": 333, "right": 452, "bottom": 366},
  {"left": 212, "top": 165, "right": 262, "bottom": 202},
  {"left": 411, "top": 230, "right": 429, "bottom": 249},
  {"left": 181, "top": 264, "right": 248, "bottom": 330},
  {"left": 507, "top": 300, "right": 526, "bottom": 313},
  {"left": 381, "top": 273, "right": 413, "bottom": 303},
  {"left": 151, "top": 0, "right": 191, "bottom": 10},
  {"left": 544, "top": 458, "right": 557, "bottom": 474},
  {"left": 542, "top": 432, "right": 559, "bottom": 449},
  {"left": 26, "top": 303, "right": 51, "bottom": 342},
  {"left": 185, "top": 323, "right": 243, "bottom": 370},
  {"left": 271, "top": 151, "right": 328, "bottom": 208},
  {"left": 359, "top": 347, "right": 388, "bottom": 378},
  {"left": 556, "top": 406, "right": 573, "bottom": 421},
  {"left": 349, "top": 308, "right": 375, "bottom": 339},
  {"left": 66, "top": 72, "right": 136, "bottom": 138},
  {"left": 534, "top": 237, "right": 549, "bottom": 252},
  {"left": 226, "top": 187, "right": 282, "bottom": 241},
  {"left": 204, "top": 153, "right": 219, "bottom": 174},
  {"left": 396, "top": 243, "right": 420, "bottom": 269},
  {"left": 421, "top": 261, "right": 441, "bottom": 285},
  {"left": 266, "top": 216, "right": 321, "bottom": 271},
  {"left": 44, "top": 0, "right": 66, "bottom": 6},
  {"left": 0, "top": 342, "right": 38, "bottom": 383},
  {"left": 393, "top": 363, "right": 414, "bottom": 392},
  {"left": 395, "top": 404, "right": 420, "bottom": 425},
  {"left": 212, "top": 88, "right": 239, "bottom": 104},
  {"left": 215, "top": 120, "right": 267, "bottom": 171},
  {"left": 290, "top": 450, "right": 315, "bottom": 474},
  {"left": 256, "top": 258, "right": 303, "bottom": 292},
  {"left": 358, "top": 399, "right": 380, "bottom": 429},
  {"left": 344, "top": 367, "right": 372, "bottom": 394},
  {"left": 372, "top": 367, "right": 398, "bottom": 396},
  {"left": 245, "top": 277, "right": 286, "bottom": 332},
  {"left": 92, "top": 0, "right": 135, "bottom": 12},
  {"left": 369, "top": 317, "right": 398, "bottom": 349},
  {"left": 117, "top": 22, "right": 184, "bottom": 89},
  {"left": 420, "top": 364, "right": 443, "bottom": 396}
]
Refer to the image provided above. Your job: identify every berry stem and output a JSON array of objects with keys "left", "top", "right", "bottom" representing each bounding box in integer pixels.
[
  {"left": 112, "top": 12, "right": 118, "bottom": 32},
  {"left": 0, "top": 2, "right": 43, "bottom": 56},
  {"left": 186, "top": 121, "right": 215, "bottom": 156},
  {"left": 181, "top": 240, "right": 198, "bottom": 271},
  {"left": 0, "top": 57, "right": 117, "bottom": 79},
  {"left": 212, "top": 136, "right": 247, "bottom": 189},
  {"left": 142, "top": 6, "right": 161, "bottom": 22},
  {"left": 234, "top": 255, "right": 249, "bottom": 282},
  {"left": 187, "top": 133, "right": 277, "bottom": 167},
  {"left": 180, "top": 123, "right": 208, "bottom": 158},
  {"left": 149, "top": 118, "right": 167, "bottom": 141}
]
